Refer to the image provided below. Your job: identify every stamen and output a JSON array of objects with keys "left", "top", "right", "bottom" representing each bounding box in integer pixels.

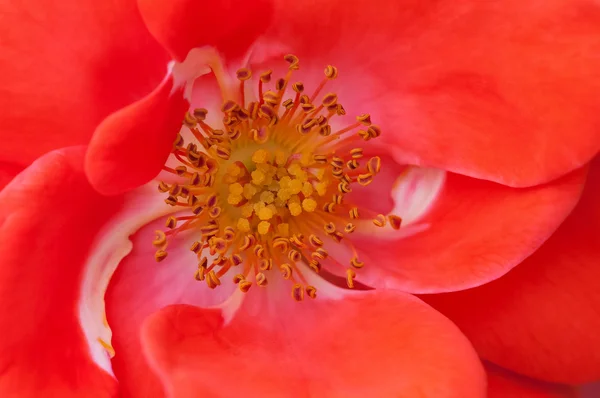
[{"left": 154, "top": 54, "right": 401, "bottom": 301}]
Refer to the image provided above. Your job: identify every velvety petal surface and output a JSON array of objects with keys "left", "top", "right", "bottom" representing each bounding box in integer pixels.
[
  {"left": 105, "top": 218, "right": 235, "bottom": 398},
  {"left": 486, "top": 364, "right": 576, "bottom": 398},
  {"left": 421, "top": 158, "right": 600, "bottom": 383},
  {"left": 0, "top": 161, "right": 22, "bottom": 191},
  {"left": 353, "top": 166, "right": 587, "bottom": 293},
  {"left": 140, "top": 290, "right": 486, "bottom": 398},
  {"left": 0, "top": 0, "right": 169, "bottom": 166},
  {"left": 0, "top": 148, "right": 121, "bottom": 397},
  {"left": 259, "top": 0, "right": 600, "bottom": 186},
  {"left": 137, "top": 0, "right": 274, "bottom": 61},
  {"left": 85, "top": 77, "right": 188, "bottom": 195}
]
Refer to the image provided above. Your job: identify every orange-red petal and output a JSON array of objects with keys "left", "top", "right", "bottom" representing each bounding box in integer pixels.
[
  {"left": 137, "top": 0, "right": 274, "bottom": 61},
  {"left": 261, "top": 0, "right": 600, "bottom": 186},
  {"left": 85, "top": 77, "right": 188, "bottom": 195},
  {"left": 0, "top": 0, "right": 168, "bottom": 166},
  {"left": 0, "top": 148, "right": 122, "bottom": 397},
  {"left": 421, "top": 158, "right": 600, "bottom": 383},
  {"left": 141, "top": 291, "right": 486, "bottom": 398},
  {"left": 105, "top": 217, "right": 236, "bottom": 398},
  {"left": 355, "top": 166, "right": 587, "bottom": 293},
  {"left": 487, "top": 363, "right": 577, "bottom": 398}
]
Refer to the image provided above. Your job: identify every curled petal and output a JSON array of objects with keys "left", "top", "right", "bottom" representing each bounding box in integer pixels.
[
  {"left": 0, "top": 148, "right": 120, "bottom": 397},
  {"left": 422, "top": 158, "right": 600, "bottom": 383},
  {"left": 85, "top": 76, "right": 188, "bottom": 195},
  {"left": 0, "top": 0, "right": 168, "bottom": 166},
  {"left": 141, "top": 290, "right": 486, "bottom": 398}
]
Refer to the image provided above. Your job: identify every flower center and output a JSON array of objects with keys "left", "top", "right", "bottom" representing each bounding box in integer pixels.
[{"left": 153, "top": 54, "right": 402, "bottom": 300}]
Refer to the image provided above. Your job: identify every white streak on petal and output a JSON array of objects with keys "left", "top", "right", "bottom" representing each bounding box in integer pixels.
[
  {"left": 390, "top": 167, "right": 446, "bottom": 226},
  {"left": 78, "top": 183, "right": 176, "bottom": 375}
]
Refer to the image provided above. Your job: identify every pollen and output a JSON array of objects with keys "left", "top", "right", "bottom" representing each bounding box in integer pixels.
[{"left": 155, "top": 54, "right": 402, "bottom": 301}]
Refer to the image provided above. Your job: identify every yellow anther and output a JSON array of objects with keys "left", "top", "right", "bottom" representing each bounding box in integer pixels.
[
  {"left": 206, "top": 270, "right": 221, "bottom": 289},
  {"left": 288, "top": 249, "right": 301, "bottom": 262},
  {"left": 350, "top": 148, "right": 364, "bottom": 159},
  {"left": 345, "top": 223, "right": 356, "bottom": 233},
  {"left": 243, "top": 183, "right": 258, "bottom": 200},
  {"left": 237, "top": 218, "right": 251, "bottom": 232},
  {"left": 239, "top": 280, "right": 252, "bottom": 293},
  {"left": 314, "top": 247, "right": 328, "bottom": 260},
  {"left": 260, "top": 191, "right": 275, "bottom": 204},
  {"left": 315, "top": 182, "right": 328, "bottom": 196},
  {"left": 373, "top": 214, "right": 386, "bottom": 227},
  {"left": 227, "top": 163, "right": 242, "bottom": 177},
  {"left": 289, "top": 179, "right": 303, "bottom": 194},
  {"left": 165, "top": 216, "right": 177, "bottom": 229},
  {"left": 302, "top": 198, "right": 317, "bottom": 212},
  {"left": 274, "top": 150, "right": 287, "bottom": 166},
  {"left": 236, "top": 68, "right": 252, "bottom": 81},
  {"left": 190, "top": 241, "right": 202, "bottom": 254},
  {"left": 309, "top": 259, "right": 321, "bottom": 273},
  {"left": 259, "top": 259, "right": 273, "bottom": 271},
  {"left": 288, "top": 163, "right": 302, "bottom": 176},
  {"left": 152, "top": 230, "right": 167, "bottom": 247},
  {"left": 251, "top": 170, "right": 266, "bottom": 185},
  {"left": 292, "top": 284, "right": 304, "bottom": 301},
  {"left": 192, "top": 108, "right": 208, "bottom": 120},
  {"left": 229, "top": 182, "right": 243, "bottom": 195},
  {"left": 367, "top": 156, "right": 382, "bottom": 174},
  {"left": 289, "top": 202, "right": 302, "bottom": 216},
  {"left": 284, "top": 54, "right": 300, "bottom": 70},
  {"left": 309, "top": 235, "right": 323, "bottom": 247},
  {"left": 279, "top": 176, "right": 292, "bottom": 189},
  {"left": 356, "top": 114, "right": 372, "bottom": 125},
  {"left": 389, "top": 215, "right": 403, "bottom": 230},
  {"left": 209, "top": 206, "right": 221, "bottom": 218},
  {"left": 257, "top": 206, "right": 274, "bottom": 221},
  {"left": 154, "top": 250, "right": 168, "bottom": 262},
  {"left": 194, "top": 266, "right": 208, "bottom": 283},
  {"left": 306, "top": 286, "right": 317, "bottom": 299},
  {"left": 227, "top": 194, "right": 243, "bottom": 205},
  {"left": 252, "top": 149, "right": 269, "bottom": 164},
  {"left": 256, "top": 272, "right": 268, "bottom": 286},
  {"left": 346, "top": 269, "right": 356, "bottom": 288},
  {"left": 240, "top": 203, "right": 254, "bottom": 217},
  {"left": 324, "top": 65, "right": 338, "bottom": 79},
  {"left": 260, "top": 69, "right": 272, "bottom": 83},
  {"left": 257, "top": 221, "right": 271, "bottom": 235},
  {"left": 351, "top": 256, "right": 365, "bottom": 269},
  {"left": 231, "top": 254, "right": 243, "bottom": 266},
  {"left": 280, "top": 263, "right": 293, "bottom": 279},
  {"left": 223, "top": 226, "right": 236, "bottom": 241},
  {"left": 349, "top": 207, "right": 360, "bottom": 219},
  {"left": 301, "top": 182, "right": 314, "bottom": 197}
]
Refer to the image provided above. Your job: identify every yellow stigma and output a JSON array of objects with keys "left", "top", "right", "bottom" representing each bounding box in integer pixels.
[{"left": 154, "top": 55, "right": 401, "bottom": 300}]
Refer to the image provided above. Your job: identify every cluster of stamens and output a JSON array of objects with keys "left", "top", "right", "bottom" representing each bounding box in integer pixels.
[{"left": 153, "top": 54, "right": 402, "bottom": 301}]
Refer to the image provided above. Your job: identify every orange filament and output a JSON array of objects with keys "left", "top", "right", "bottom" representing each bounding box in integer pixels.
[{"left": 154, "top": 55, "right": 401, "bottom": 300}]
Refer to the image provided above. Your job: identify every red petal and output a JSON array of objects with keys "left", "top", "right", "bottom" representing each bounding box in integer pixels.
[
  {"left": 0, "top": 161, "right": 23, "bottom": 191},
  {"left": 261, "top": 0, "right": 600, "bottom": 186},
  {"left": 355, "top": 166, "right": 587, "bottom": 293},
  {"left": 421, "top": 158, "right": 600, "bottom": 383},
  {"left": 141, "top": 291, "right": 486, "bottom": 398},
  {"left": 0, "top": 148, "right": 121, "bottom": 397},
  {"left": 0, "top": 0, "right": 169, "bottom": 166},
  {"left": 105, "top": 217, "right": 235, "bottom": 398},
  {"left": 137, "top": 0, "right": 274, "bottom": 61},
  {"left": 487, "top": 363, "right": 577, "bottom": 398},
  {"left": 85, "top": 77, "right": 188, "bottom": 195}
]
